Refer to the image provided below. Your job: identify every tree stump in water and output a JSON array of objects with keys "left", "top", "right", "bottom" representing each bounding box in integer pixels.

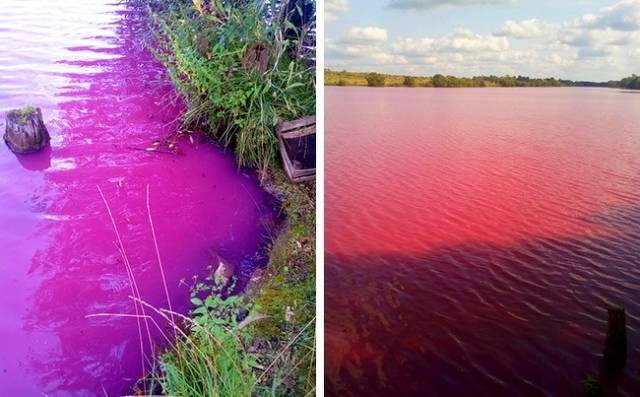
[
  {"left": 603, "top": 304, "right": 627, "bottom": 373},
  {"left": 3, "top": 106, "right": 50, "bottom": 154}
]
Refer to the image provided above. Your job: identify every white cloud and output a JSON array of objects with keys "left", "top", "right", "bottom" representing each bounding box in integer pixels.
[
  {"left": 577, "top": 46, "right": 613, "bottom": 59},
  {"left": 388, "top": 0, "right": 516, "bottom": 10},
  {"left": 575, "top": 0, "right": 640, "bottom": 32},
  {"left": 346, "top": 27, "right": 388, "bottom": 42},
  {"left": 559, "top": 28, "right": 629, "bottom": 48},
  {"left": 326, "top": 36, "right": 408, "bottom": 67},
  {"left": 445, "top": 29, "right": 509, "bottom": 51},
  {"left": 326, "top": 27, "right": 393, "bottom": 66},
  {"left": 326, "top": 0, "right": 348, "bottom": 22},
  {"left": 496, "top": 19, "right": 552, "bottom": 39},
  {"left": 327, "top": 0, "right": 640, "bottom": 80},
  {"left": 370, "top": 52, "right": 410, "bottom": 64},
  {"left": 392, "top": 29, "right": 508, "bottom": 57},
  {"left": 330, "top": 26, "right": 579, "bottom": 77},
  {"left": 555, "top": 0, "right": 640, "bottom": 62},
  {"left": 391, "top": 38, "right": 436, "bottom": 57}
]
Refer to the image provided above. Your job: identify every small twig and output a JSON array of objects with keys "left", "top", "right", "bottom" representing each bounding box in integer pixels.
[{"left": 125, "top": 146, "right": 175, "bottom": 155}]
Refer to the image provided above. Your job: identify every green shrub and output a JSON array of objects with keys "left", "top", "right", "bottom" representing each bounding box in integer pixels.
[
  {"left": 142, "top": 3, "right": 317, "bottom": 396},
  {"left": 151, "top": 1, "right": 315, "bottom": 172},
  {"left": 151, "top": 170, "right": 316, "bottom": 397},
  {"left": 432, "top": 73, "right": 448, "bottom": 87},
  {"left": 403, "top": 76, "right": 417, "bottom": 87},
  {"left": 158, "top": 276, "right": 257, "bottom": 397},
  {"left": 365, "top": 72, "right": 385, "bottom": 87}
]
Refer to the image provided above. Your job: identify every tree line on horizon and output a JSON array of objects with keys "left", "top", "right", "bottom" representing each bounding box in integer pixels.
[
  {"left": 325, "top": 69, "right": 640, "bottom": 90},
  {"left": 609, "top": 74, "right": 640, "bottom": 90}
]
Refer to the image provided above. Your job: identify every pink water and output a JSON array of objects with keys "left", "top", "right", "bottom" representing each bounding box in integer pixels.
[
  {"left": 326, "top": 86, "right": 640, "bottom": 396},
  {"left": 0, "top": 2, "right": 274, "bottom": 395}
]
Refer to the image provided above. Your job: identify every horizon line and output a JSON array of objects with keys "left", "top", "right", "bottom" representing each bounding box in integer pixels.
[{"left": 324, "top": 69, "right": 631, "bottom": 84}]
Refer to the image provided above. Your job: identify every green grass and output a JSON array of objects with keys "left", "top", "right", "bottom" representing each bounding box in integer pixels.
[
  {"left": 16, "top": 105, "right": 36, "bottom": 123},
  {"left": 250, "top": 169, "right": 316, "bottom": 396},
  {"left": 150, "top": 1, "right": 315, "bottom": 173},
  {"left": 155, "top": 278, "right": 257, "bottom": 397},
  {"left": 143, "top": 169, "right": 315, "bottom": 397},
  {"left": 137, "top": 2, "right": 316, "bottom": 396}
]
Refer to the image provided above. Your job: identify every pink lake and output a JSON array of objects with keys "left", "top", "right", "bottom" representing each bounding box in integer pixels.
[
  {"left": 0, "top": 1, "right": 275, "bottom": 395},
  {"left": 326, "top": 86, "right": 640, "bottom": 396}
]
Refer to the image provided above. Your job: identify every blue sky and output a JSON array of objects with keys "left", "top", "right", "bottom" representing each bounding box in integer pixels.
[{"left": 326, "top": 0, "right": 640, "bottom": 81}]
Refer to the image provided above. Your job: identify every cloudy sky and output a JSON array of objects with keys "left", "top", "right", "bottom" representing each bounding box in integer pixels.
[{"left": 326, "top": 0, "right": 640, "bottom": 81}]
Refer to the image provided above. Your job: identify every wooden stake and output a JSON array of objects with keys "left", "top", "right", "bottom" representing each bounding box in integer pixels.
[{"left": 603, "top": 304, "right": 627, "bottom": 373}]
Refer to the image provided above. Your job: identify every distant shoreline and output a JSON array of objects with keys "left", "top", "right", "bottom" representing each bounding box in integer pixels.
[
  {"left": 326, "top": 84, "right": 613, "bottom": 89},
  {"left": 325, "top": 69, "right": 639, "bottom": 90}
]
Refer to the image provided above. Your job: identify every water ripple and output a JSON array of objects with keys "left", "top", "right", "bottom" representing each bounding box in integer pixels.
[{"left": 327, "top": 86, "right": 640, "bottom": 396}]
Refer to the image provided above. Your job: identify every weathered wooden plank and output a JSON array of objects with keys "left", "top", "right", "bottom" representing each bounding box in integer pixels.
[
  {"left": 278, "top": 137, "right": 315, "bottom": 183},
  {"left": 280, "top": 125, "right": 316, "bottom": 139},
  {"left": 276, "top": 115, "right": 316, "bottom": 183},
  {"left": 276, "top": 116, "right": 315, "bottom": 134}
]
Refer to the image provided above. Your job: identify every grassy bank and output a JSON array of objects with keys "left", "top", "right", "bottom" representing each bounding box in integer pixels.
[
  {"left": 146, "top": 169, "right": 315, "bottom": 396},
  {"left": 134, "top": 1, "right": 316, "bottom": 396},
  {"left": 151, "top": 0, "right": 315, "bottom": 174},
  {"left": 326, "top": 69, "right": 638, "bottom": 89}
]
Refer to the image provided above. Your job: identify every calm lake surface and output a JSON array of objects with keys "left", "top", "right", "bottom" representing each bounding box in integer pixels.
[
  {"left": 326, "top": 86, "right": 640, "bottom": 396},
  {"left": 0, "top": 1, "right": 273, "bottom": 395}
]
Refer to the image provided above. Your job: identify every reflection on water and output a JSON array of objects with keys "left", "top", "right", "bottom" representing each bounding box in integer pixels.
[
  {"left": 14, "top": 145, "right": 52, "bottom": 171},
  {"left": 0, "top": 1, "right": 274, "bottom": 395}
]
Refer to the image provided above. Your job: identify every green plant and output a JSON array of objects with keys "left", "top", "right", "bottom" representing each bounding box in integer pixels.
[
  {"left": 17, "top": 105, "right": 36, "bottom": 124},
  {"left": 250, "top": 170, "right": 316, "bottom": 396},
  {"left": 365, "top": 72, "right": 385, "bottom": 87},
  {"left": 155, "top": 250, "right": 316, "bottom": 397},
  {"left": 403, "top": 75, "right": 417, "bottom": 87},
  {"left": 137, "top": 3, "right": 317, "bottom": 395},
  {"left": 157, "top": 275, "right": 259, "bottom": 397},
  {"left": 156, "top": 170, "right": 316, "bottom": 397},
  {"left": 150, "top": 1, "right": 315, "bottom": 173},
  {"left": 583, "top": 374, "right": 604, "bottom": 397}
]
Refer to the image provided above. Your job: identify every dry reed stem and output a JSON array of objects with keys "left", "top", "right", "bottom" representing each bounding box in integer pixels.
[
  {"left": 86, "top": 312, "right": 173, "bottom": 347},
  {"left": 97, "top": 185, "right": 155, "bottom": 384},
  {"left": 307, "top": 332, "right": 316, "bottom": 391},
  {"left": 112, "top": 225, "right": 156, "bottom": 358},
  {"left": 146, "top": 184, "right": 176, "bottom": 330},
  {"left": 135, "top": 295, "right": 257, "bottom": 391},
  {"left": 272, "top": 340, "right": 315, "bottom": 390},
  {"left": 132, "top": 297, "right": 225, "bottom": 383}
]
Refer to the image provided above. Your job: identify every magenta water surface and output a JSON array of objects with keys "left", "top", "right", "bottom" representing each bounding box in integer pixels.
[
  {"left": 0, "top": 2, "right": 274, "bottom": 395},
  {"left": 326, "top": 86, "right": 640, "bottom": 396}
]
